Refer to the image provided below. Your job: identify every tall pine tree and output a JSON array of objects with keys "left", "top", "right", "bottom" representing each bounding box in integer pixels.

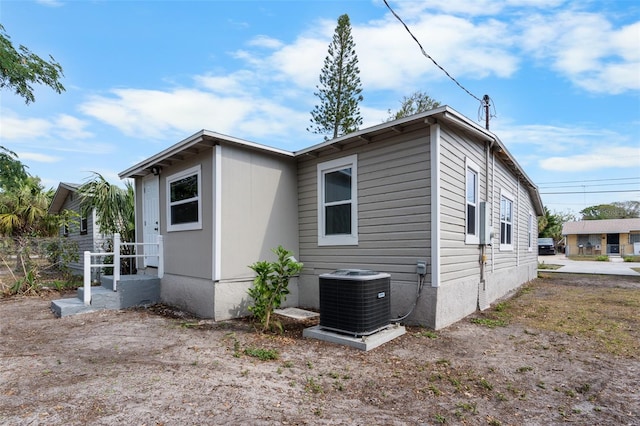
[{"left": 308, "top": 14, "right": 363, "bottom": 140}]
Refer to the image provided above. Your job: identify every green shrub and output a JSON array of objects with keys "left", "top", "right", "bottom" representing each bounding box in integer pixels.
[
  {"left": 247, "top": 246, "right": 303, "bottom": 332},
  {"left": 595, "top": 255, "right": 609, "bottom": 262}
]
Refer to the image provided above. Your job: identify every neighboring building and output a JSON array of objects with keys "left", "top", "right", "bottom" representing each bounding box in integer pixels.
[
  {"left": 48, "top": 183, "right": 107, "bottom": 278},
  {"left": 562, "top": 218, "right": 640, "bottom": 257},
  {"left": 119, "top": 106, "right": 544, "bottom": 330}
]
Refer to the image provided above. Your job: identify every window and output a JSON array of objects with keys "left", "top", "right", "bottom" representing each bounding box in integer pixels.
[
  {"left": 578, "top": 234, "right": 600, "bottom": 246},
  {"left": 80, "top": 215, "right": 88, "bottom": 235},
  {"left": 527, "top": 212, "right": 533, "bottom": 251},
  {"left": 167, "top": 165, "right": 202, "bottom": 232},
  {"left": 317, "top": 155, "right": 358, "bottom": 246},
  {"left": 630, "top": 233, "right": 640, "bottom": 244},
  {"left": 465, "top": 158, "right": 480, "bottom": 244},
  {"left": 500, "top": 190, "right": 514, "bottom": 251}
]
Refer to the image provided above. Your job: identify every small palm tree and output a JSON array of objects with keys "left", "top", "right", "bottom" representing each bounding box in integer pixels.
[
  {"left": 78, "top": 173, "right": 135, "bottom": 274},
  {"left": 0, "top": 177, "right": 55, "bottom": 237},
  {"left": 0, "top": 177, "right": 56, "bottom": 271}
]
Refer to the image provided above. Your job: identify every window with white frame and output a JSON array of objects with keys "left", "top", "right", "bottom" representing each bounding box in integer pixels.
[
  {"left": 80, "top": 214, "right": 88, "bottom": 235},
  {"left": 500, "top": 190, "right": 514, "bottom": 251},
  {"left": 630, "top": 232, "right": 640, "bottom": 244},
  {"left": 465, "top": 158, "right": 480, "bottom": 244},
  {"left": 528, "top": 212, "right": 533, "bottom": 251},
  {"left": 317, "top": 155, "right": 358, "bottom": 246},
  {"left": 167, "top": 165, "right": 202, "bottom": 232}
]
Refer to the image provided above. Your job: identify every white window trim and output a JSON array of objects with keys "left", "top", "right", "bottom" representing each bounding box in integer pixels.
[
  {"left": 317, "top": 154, "right": 358, "bottom": 246},
  {"left": 166, "top": 165, "right": 202, "bottom": 232},
  {"left": 465, "top": 158, "right": 480, "bottom": 244},
  {"left": 499, "top": 189, "right": 514, "bottom": 251},
  {"left": 527, "top": 211, "right": 533, "bottom": 252},
  {"left": 80, "top": 213, "right": 88, "bottom": 235}
]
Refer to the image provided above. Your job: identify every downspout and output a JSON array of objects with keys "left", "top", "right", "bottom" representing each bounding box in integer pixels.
[
  {"left": 491, "top": 146, "right": 495, "bottom": 273},
  {"left": 480, "top": 140, "right": 494, "bottom": 282},
  {"left": 213, "top": 144, "right": 222, "bottom": 282},
  {"left": 430, "top": 122, "right": 441, "bottom": 288},
  {"left": 517, "top": 179, "right": 521, "bottom": 266}
]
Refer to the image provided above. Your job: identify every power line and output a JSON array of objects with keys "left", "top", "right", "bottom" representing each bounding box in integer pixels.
[
  {"left": 538, "top": 182, "right": 640, "bottom": 189},
  {"left": 537, "top": 176, "right": 640, "bottom": 185},
  {"left": 383, "top": 0, "right": 482, "bottom": 103},
  {"left": 539, "top": 189, "right": 640, "bottom": 195}
]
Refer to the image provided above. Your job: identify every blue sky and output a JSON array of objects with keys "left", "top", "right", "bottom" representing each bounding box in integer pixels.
[{"left": 1, "top": 0, "right": 639, "bottom": 217}]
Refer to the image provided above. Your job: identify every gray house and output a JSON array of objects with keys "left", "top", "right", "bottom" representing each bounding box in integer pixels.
[
  {"left": 119, "top": 106, "right": 543, "bottom": 330},
  {"left": 48, "top": 182, "right": 107, "bottom": 278}
]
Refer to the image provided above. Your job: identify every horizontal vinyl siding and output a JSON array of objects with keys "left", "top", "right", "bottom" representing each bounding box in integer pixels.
[
  {"left": 298, "top": 129, "right": 431, "bottom": 286},
  {"left": 516, "top": 180, "right": 537, "bottom": 265},
  {"left": 492, "top": 158, "right": 518, "bottom": 270},
  {"left": 59, "top": 194, "right": 103, "bottom": 273},
  {"left": 438, "top": 124, "right": 486, "bottom": 283}
]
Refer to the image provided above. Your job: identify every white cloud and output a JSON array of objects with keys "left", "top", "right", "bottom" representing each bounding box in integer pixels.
[
  {"left": 247, "top": 35, "right": 283, "bottom": 49},
  {"left": 0, "top": 110, "right": 92, "bottom": 140},
  {"left": 36, "top": 0, "right": 63, "bottom": 7},
  {"left": 16, "top": 152, "right": 61, "bottom": 163},
  {"left": 494, "top": 123, "right": 620, "bottom": 154},
  {"left": 79, "top": 86, "right": 308, "bottom": 145},
  {"left": 540, "top": 146, "right": 640, "bottom": 171},
  {"left": 518, "top": 11, "right": 640, "bottom": 93},
  {"left": 0, "top": 113, "right": 52, "bottom": 139},
  {"left": 54, "top": 114, "right": 93, "bottom": 139}
]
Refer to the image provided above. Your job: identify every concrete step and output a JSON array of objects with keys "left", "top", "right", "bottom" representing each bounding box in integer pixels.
[
  {"left": 51, "top": 297, "right": 99, "bottom": 318},
  {"left": 77, "top": 286, "right": 120, "bottom": 309},
  {"left": 51, "top": 274, "right": 161, "bottom": 318}
]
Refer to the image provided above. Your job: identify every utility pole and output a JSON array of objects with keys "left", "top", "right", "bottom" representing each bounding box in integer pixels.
[{"left": 482, "top": 94, "right": 491, "bottom": 130}]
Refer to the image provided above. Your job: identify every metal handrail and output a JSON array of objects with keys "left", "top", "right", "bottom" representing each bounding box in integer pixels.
[{"left": 82, "top": 233, "right": 164, "bottom": 306}]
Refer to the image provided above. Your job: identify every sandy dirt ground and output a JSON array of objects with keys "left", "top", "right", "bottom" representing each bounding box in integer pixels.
[{"left": 1, "top": 273, "right": 638, "bottom": 425}]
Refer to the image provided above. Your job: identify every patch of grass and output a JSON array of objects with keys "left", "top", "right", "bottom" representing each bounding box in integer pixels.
[
  {"left": 506, "top": 274, "right": 640, "bottom": 357},
  {"left": 470, "top": 317, "right": 507, "bottom": 328},
  {"left": 576, "top": 383, "right": 591, "bottom": 394},
  {"left": 567, "top": 255, "right": 602, "bottom": 261},
  {"left": 455, "top": 402, "right": 477, "bottom": 414},
  {"left": 305, "top": 377, "right": 323, "bottom": 394},
  {"left": 494, "top": 302, "right": 507, "bottom": 312},
  {"left": 537, "top": 263, "right": 562, "bottom": 270},
  {"left": 434, "top": 414, "right": 447, "bottom": 424},
  {"left": 416, "top": 329, "right": 438, "bottom": 339},
  {"left": 516, "top": 366, "right": 533, "bottom": 373},
  {"left": 478, "top": 378, "right": 493, "bottom": 391},
  {"left": 428, "top": 384, "right": 442, "bottom": 396},
  {"left": 243, "top": 347, "right": 279, "bottom": 361}
]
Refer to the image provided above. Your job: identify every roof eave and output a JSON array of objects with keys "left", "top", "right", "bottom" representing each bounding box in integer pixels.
[{"left": 118, "top": 130, "right": 294, "bottom": 179}]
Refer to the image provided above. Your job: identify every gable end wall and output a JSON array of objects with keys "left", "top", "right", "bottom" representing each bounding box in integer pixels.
[{"left": 297, "top": 127, "right": 432, "bottom": 321}]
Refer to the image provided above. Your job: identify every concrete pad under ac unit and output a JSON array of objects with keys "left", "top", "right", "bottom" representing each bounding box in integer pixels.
[{"left": 303, "top": 324, "right": 406, "bottom": 351}]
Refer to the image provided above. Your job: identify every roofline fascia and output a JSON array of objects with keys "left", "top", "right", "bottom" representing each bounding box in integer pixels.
[
  {"left": 294, "top": 106, "right": 450, "bottom": 157},
  {"left": 438, "top": 109, "right": 545, "bottom": 216},
  {"left": 118, "top": 130, "right": 294, "bottom": 179}
]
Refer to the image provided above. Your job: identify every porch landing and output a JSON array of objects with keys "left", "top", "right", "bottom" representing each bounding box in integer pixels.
[{"left": 51, "top": 274, "right": 160, "bottom": 318}]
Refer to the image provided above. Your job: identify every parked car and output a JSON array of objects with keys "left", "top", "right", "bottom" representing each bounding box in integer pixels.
[{"left": 538, "top": 238, "right": 556, "bottom": 255}]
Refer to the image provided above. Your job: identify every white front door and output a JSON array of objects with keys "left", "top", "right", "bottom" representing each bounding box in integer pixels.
[{"left": 142, "top": 176, "right": 160, "bottom": 267}]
